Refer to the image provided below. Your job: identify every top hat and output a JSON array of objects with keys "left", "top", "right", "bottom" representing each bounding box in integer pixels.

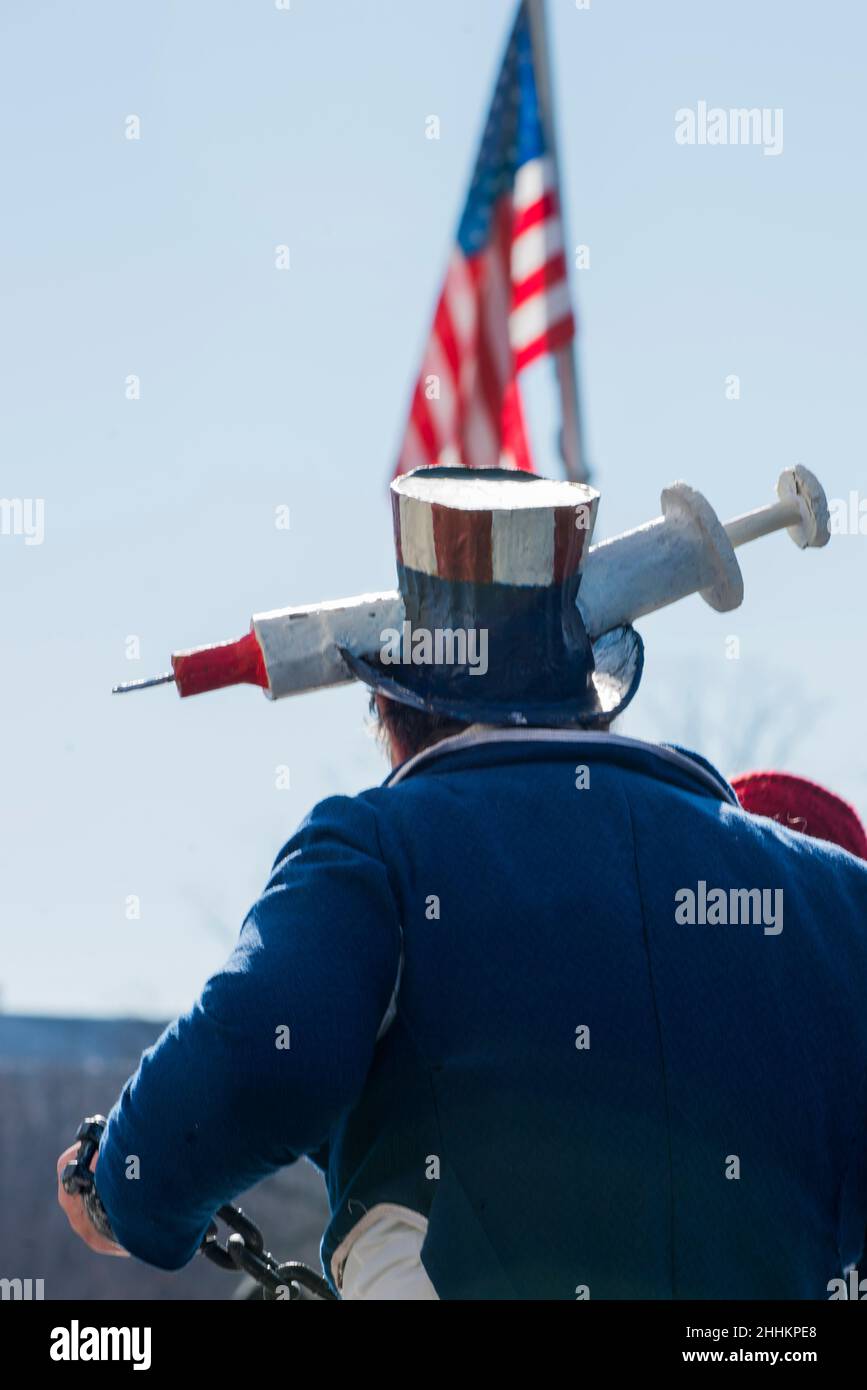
[{"left": 339, "top": 466, "right": 643, "bottom": 726}]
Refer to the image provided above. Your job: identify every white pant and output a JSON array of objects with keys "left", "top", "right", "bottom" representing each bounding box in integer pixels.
[{"left": 334, "top": 1205, "right": 439, "bottom": 1300}]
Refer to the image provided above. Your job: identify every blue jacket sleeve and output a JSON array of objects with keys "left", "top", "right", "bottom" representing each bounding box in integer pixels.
[{"left": 94, "top": 793, "right": 401, "bottom": 1270}]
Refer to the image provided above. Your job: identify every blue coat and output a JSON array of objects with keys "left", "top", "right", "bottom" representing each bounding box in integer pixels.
[{"left": 97, "top": 730, "right": 867, "bottom": 1298}]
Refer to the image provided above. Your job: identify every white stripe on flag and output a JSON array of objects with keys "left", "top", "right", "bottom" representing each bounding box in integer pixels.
[
  {"left": 510, "top": 279, "right": 573, "bottom": 353},
  {"left": 513, "top": 155, "right": 555, "bottom": 212},
  {"left": 511, "top": 216, "right": 565, "bottom": 285}
]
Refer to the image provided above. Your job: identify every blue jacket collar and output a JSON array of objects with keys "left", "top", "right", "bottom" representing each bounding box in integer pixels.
[{"left": 384, "top": 726, "right": 739, "bottom": 808}]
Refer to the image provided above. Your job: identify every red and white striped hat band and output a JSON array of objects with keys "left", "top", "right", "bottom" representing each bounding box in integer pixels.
[{"left": 391, "top": 468, "right": 599, "bottom": 588}]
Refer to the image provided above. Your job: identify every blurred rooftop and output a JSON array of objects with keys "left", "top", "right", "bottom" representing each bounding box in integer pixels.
[{"left": 0, "top": 1014, "right": 330, "bottom": 1300}]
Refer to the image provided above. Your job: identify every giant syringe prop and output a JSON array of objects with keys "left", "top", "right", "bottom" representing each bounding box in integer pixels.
[{"left": 113, "top": 466, "right": 829, "bottom": 701}]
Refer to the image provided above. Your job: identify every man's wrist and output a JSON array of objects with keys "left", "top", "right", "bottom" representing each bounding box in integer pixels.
[{"left": 83, "top": 1184, "right": 116, "bottom": 1242}]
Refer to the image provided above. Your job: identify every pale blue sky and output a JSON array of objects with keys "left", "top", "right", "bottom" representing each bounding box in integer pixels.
[{"left": 2, "top": 0, "right": 864, "bottom": 1016}]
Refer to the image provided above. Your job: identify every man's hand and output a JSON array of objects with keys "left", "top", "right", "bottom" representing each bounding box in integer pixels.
[{"left": 56, "top": 1145, "right": 129, "bottom": 1257}]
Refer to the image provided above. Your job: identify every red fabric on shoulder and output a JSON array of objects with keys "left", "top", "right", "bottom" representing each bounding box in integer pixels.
[{"left": 731, "top": 771, "right": 867, "bottom": 861}]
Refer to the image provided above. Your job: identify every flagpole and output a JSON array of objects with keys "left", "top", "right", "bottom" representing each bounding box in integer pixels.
[{"left": 525, "top": 0, "right": 590, "bottom": 484}]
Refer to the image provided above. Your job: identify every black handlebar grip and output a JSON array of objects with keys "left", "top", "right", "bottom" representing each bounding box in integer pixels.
[{"left": 61, "top": 1114, "right": 107, "bottom": 1196}]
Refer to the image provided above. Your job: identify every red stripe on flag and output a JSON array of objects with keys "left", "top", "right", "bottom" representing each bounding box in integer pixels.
[
  {"left": 513, "top": 314, "right": 575, "bottom": 373},
  {"left": 511, "top": 191, "right": 558, "bottom": 240},
  {"left": 476, "top": 312, "right": 507, "bottom": 462},
  {"left": 500, "top": 378, "right": 534, "bottom": 473},
  {"left": 511, "top": 251, "right": 569, "bottom": 311}
]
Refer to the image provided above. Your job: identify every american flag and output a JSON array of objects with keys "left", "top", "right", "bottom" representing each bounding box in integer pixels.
[{"left": 394, "top": 1, "right": 577, "bottom": 479}]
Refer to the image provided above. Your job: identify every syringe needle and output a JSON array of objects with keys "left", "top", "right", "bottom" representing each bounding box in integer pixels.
[{"left": 112, "top": 671, "right": 176, "bottom": 694}]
